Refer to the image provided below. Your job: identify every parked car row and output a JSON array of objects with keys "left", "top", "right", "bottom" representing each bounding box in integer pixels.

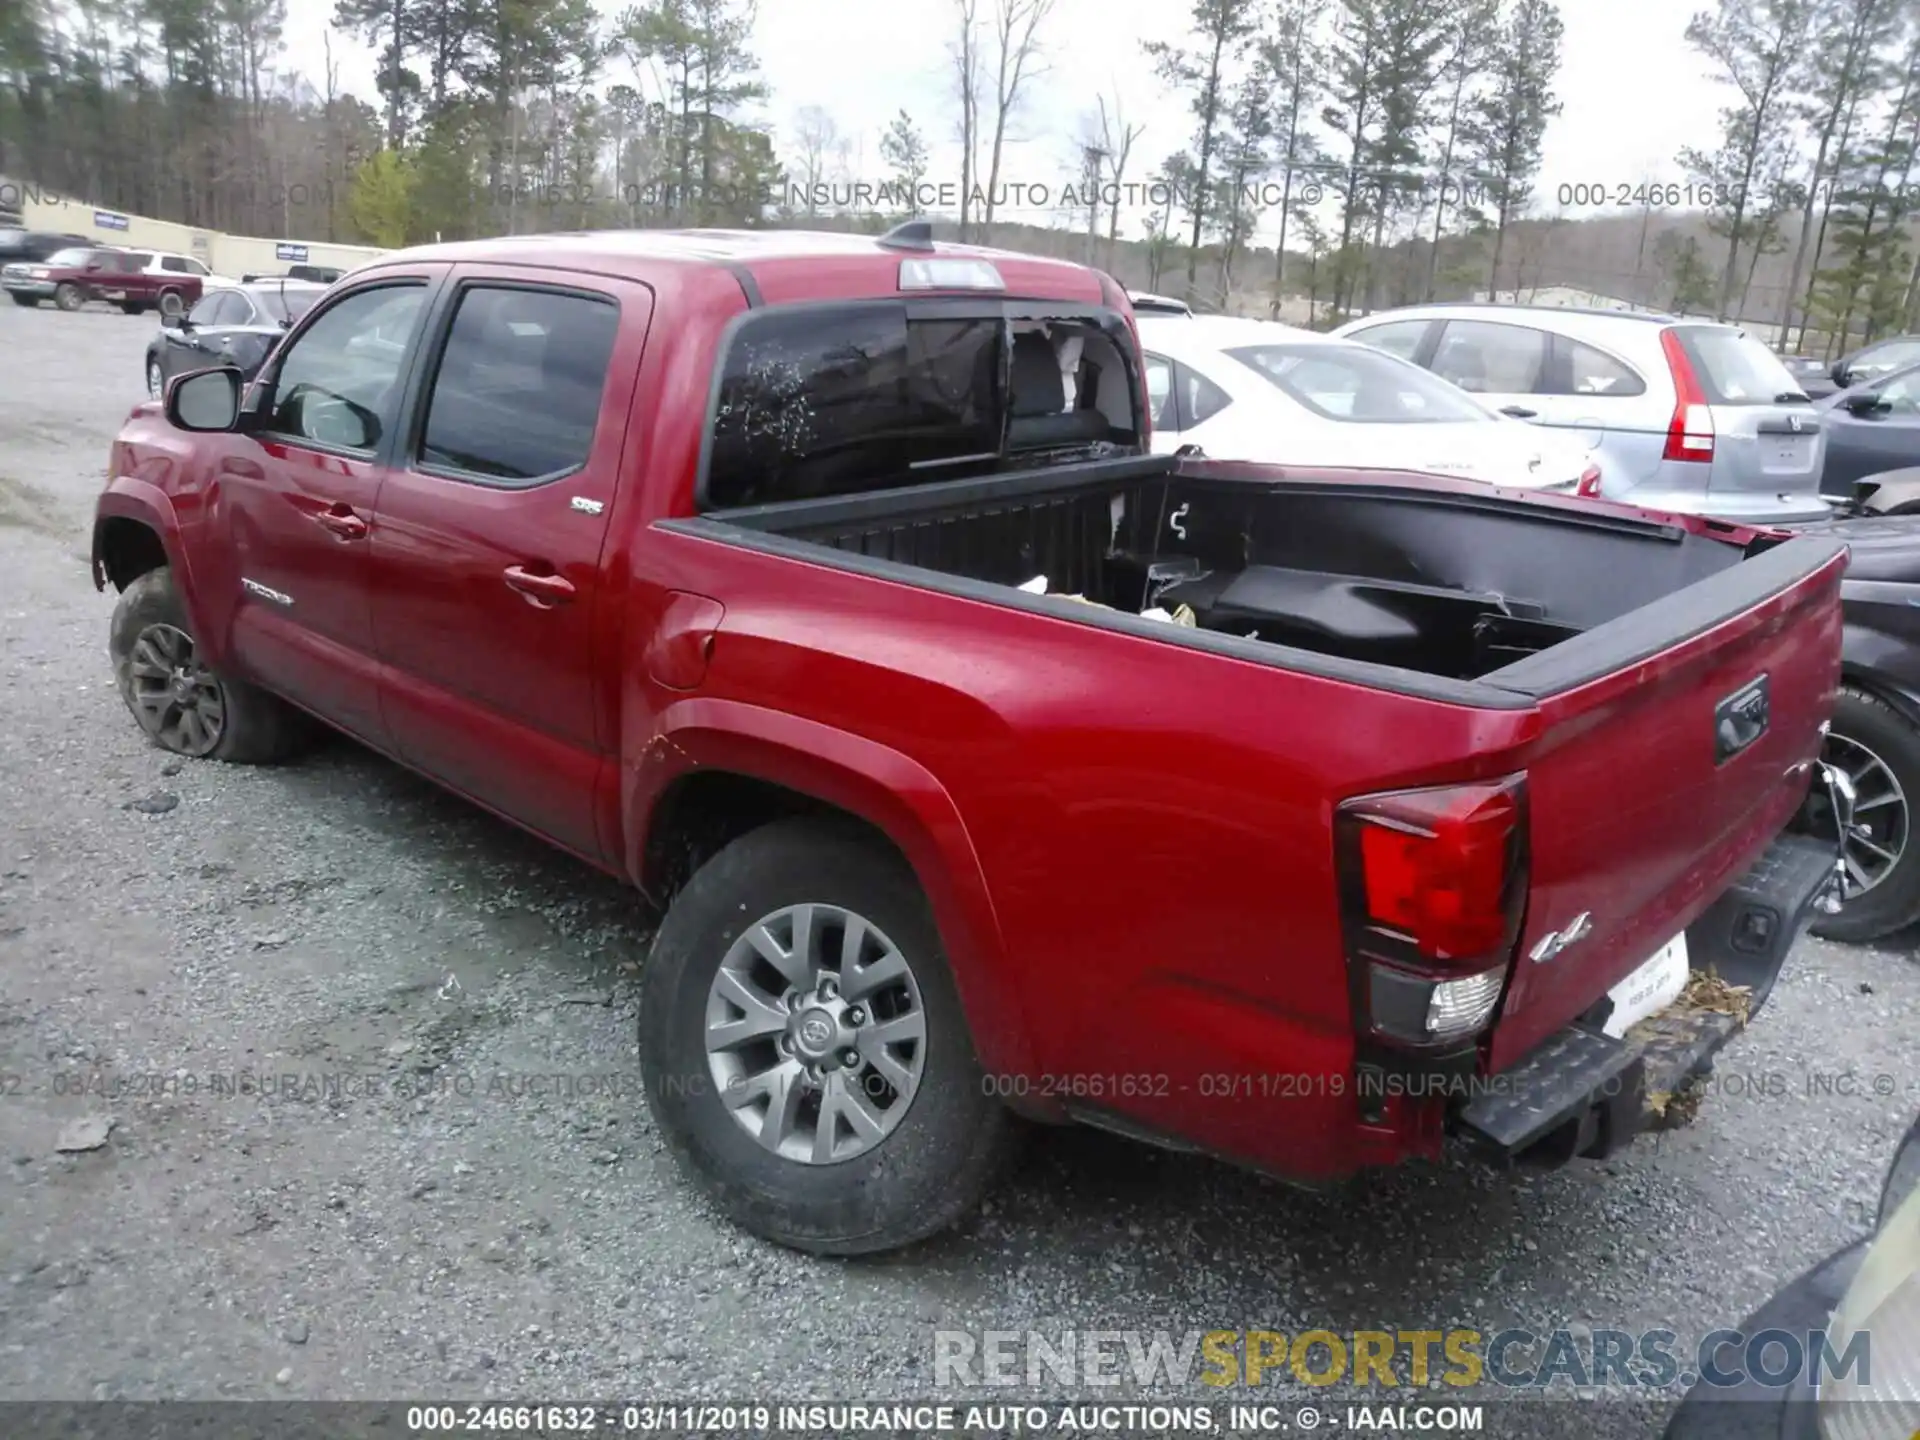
[
  {"left": 1331, "top": 303, "right": 1829, "bottom": 525},
  {"left": 1, "top": 242, "right": 235, "bottom": 315}
]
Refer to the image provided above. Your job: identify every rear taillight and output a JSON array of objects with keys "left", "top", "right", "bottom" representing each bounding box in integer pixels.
[
  {"left": 1335, "top": 776, "right": 1528, "bottom": 1050},
  {"left": 1660, "top": 330, "right": 1715, "bottom": 462},
  {"left": 1576, "top": 464, "right": 1603, "bottom": 498}
]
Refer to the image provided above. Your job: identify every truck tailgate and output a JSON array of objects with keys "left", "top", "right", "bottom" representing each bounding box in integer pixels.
[{"left": 1479, "top": 533, "right": 1846, "bottom": 1069}]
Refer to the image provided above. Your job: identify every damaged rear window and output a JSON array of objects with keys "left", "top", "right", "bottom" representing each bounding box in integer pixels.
[
  {"left": 705, "top": 303, "right": 1003, "bottom": 508},
  {"left": 701, "top": 300, "right": 1141, "bottom": 509}
]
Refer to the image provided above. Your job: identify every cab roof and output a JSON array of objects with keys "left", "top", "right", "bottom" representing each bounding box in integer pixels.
[{"left": 358, "top": 228, "right": 1110, "bottom": 308}]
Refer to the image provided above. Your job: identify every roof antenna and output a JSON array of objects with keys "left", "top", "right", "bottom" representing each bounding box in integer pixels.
[{"left": 877, "top": 218, "right": 936, "bottom": 251}]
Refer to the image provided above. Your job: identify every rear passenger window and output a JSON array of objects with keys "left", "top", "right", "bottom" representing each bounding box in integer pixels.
[
  {"left": 1178, "top": 363, "right": 1232, "bottom": 426},
  {"left": 1431, "top": 321, "right": 1547, "bottom": 393},
  {"left": 1876, "top": 371, "right": 1920, "bottom": 412},
  {"left": 418, "top": 286, "right": 620, "bottom": 484},
  {"left": 706, "top": 304, "right": 1002, "bottom": 508},
  {"left": 1143, "top": 354, "right": 1177, "bottom": 429},
  {"left": 704, "top": 302, "right": 1140, "bottom": 508},
  {"left": 1350, "top": 320, "right": 1431, "bottom": 361},
  {"left": 1552, "top": 339, "right": 1645, "bottom": 397}
]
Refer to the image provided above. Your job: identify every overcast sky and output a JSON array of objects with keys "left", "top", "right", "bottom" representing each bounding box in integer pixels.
[{"left": 279, "top": 0, "right": 1726, "bottom": 245}]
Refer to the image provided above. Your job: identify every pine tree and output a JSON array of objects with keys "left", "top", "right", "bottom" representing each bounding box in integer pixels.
[
  {"left": 1143, "top": 0, "right": 1260, "bottom": 301},
  {"left": 1462, "top": 0, "right": 1563, "bottom": 298}
]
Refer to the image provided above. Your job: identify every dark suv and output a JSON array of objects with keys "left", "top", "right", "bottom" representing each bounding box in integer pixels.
[{"left": 0, "top": 228, "right": 91, "bottom": 265}]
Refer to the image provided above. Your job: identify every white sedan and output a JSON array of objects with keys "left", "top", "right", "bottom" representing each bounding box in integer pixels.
[{"left": 1136, "top": 314, "right": 1603, "bottom": 494}]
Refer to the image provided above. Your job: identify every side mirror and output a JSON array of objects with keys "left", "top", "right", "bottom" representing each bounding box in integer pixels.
[
  {"left": 166, "top": 367, "right": 243, "bottom": 432},
  {"left": 1843, "top": 390, "right": 1889, "bottom": 416},
  {"left": 1830, "top": 363, "right": 1848, "bottom": 387}
]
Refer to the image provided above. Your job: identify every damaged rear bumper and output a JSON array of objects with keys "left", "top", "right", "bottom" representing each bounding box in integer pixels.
[{"left": 1452, "top": 818, "right": 1846, "bottom": 1167}]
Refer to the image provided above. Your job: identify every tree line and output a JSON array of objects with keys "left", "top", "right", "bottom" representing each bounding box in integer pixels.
[{"left": 7, "top": 0, "right": 1920, "bottom": 350}]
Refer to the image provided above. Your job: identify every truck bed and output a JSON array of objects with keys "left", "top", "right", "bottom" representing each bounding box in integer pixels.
[{"left": 688, "top": 454, "right": 1831, "bottom": 701}]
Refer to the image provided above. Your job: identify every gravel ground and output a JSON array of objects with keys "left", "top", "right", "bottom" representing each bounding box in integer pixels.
[{"left": 1, "top": 299, "right": 1917, "bottom": 1438}]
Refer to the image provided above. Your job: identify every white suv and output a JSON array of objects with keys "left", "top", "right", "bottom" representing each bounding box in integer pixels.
[{"left": 1335, "top": 304, "right": 1830, "bottom": 524}]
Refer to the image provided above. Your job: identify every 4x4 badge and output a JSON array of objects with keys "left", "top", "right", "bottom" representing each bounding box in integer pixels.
[{"left": 1530, "top": 911, "right": 1593, "bottom": 963}]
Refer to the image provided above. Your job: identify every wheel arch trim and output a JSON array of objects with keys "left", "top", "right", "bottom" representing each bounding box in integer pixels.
[
  {"left": 626, "top": 697, "right": 1037, "bottom": 1082},
  {"left": 91, "top": 489, "right": 209, "bottom": 649}
]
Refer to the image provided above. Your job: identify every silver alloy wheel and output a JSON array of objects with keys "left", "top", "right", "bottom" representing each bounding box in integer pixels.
[
  {"left": 126, "top": 621, "right": 226, "bottom": 757},
  {"left": 146, "top": 359, "right": 161, "bottom": 397},
  {"left": 1823, "top": 730, "right": 1910, "bottom": 898},
  {"left": 703, "top": 902, "right": 927, "bottom": 1164}
]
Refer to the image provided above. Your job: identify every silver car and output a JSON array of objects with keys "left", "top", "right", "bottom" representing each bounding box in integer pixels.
[{"left": 1334, "top": 304, "right": 1830, "bottom": 524}]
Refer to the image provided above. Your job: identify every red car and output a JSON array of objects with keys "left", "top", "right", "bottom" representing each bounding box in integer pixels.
[
  {"left": 92, "top": 225, "right": 1849, "bottom": 1254},
  {"left": 4, "top": 244, "right": 210, "bottom": 314}
]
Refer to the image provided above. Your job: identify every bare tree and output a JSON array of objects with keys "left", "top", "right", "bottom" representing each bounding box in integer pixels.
[
  {"left": 950, "top": 0, "right": 983, "bottom": 238},
  {"left": 790, "top": 104, "right": 838, "bottom": 217},
  {"left": 1076, "top": 137, "right": 1106, "bottom": 261},
  {"left": 1094, "top": 89, "right": 1145, "bottom": 272},
  {"left": 980, "top": 0, "right": 1056, "bottom": 240},
  {"left": 321, "top": 29, "right": 340, "bottom": 240}
]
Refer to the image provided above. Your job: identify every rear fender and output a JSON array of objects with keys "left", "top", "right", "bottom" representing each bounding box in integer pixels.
[{"left": 626, "top": 697, "right": 1034, "bottom": 1081}]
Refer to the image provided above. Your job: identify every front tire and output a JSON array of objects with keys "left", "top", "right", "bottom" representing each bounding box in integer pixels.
[
  {"left": 54, "top": 282, "right": 83, "bottom": 311},
  {"left": 1811, "top": 685, "right": 1920, "bottom": 943},
  {"left": 639, "top": 818, "right": 1013, "bottom": 1254},
  {"left": 157, "top": 288, "right": 184, "bottom": 319},
  {"left": 146, "top": 358, "right": 163, "bottom": 397},
  {"left": 108, "top": 567, "right": 314, "bottom": 765}
]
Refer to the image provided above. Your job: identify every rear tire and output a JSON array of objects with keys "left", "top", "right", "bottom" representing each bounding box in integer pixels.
[
  {"left": 108, "top": 567, "right": 316, "bottom": 765},
  {"left": 639, "top": 817, "right": 1014, "bottom": 1254},
  {"left": 1811, "top": 685, "right": 1920, "bottom": 943},
  {"left": 54, "top": 283, "right": 83, "bottom": 311}
]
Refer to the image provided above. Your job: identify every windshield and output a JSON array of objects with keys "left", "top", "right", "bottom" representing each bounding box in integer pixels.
[
  {"left": 1224, "top": 343, "right": 1494, "bottom": 423},
  {"left": 1672, "top": 325, "right": 1807, "bottom": 405},
  {"left": 42, "top": 248, "right": 95, "bottom": 268},
  {"left": 256, "top": 288, "right": 321, "bottom": 324}
]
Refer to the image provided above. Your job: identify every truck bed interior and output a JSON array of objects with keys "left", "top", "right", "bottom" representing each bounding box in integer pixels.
[{"left": 710, "top": 460, "right": 1777, "bottom": 683}]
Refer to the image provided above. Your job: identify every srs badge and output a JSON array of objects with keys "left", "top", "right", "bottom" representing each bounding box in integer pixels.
[{"left": 1530, "top": 911, "right": 1594, "bottom": 964}]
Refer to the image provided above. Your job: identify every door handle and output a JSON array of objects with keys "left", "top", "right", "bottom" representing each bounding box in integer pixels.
[
  {"left": 314, "top": 506, "right": 367, "bottom": 540},
  {"left": 503, "top": 565, "right": 576, "bottom": 606},
  {"left": 1500, "top": 405, "right": 1539, "bottom": 419}
]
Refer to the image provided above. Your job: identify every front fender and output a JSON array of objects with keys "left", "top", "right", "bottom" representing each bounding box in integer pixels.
[
  {"left": 626, "top": 697, "right": 1036, "bottom": 1082},
  {"left": 91, "top": 481, "right": 211, "bottom": 650}
]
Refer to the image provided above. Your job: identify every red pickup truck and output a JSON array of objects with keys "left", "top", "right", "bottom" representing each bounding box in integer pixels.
[{"left": 92, "top": 227, "right": 1851, "bottom": 1255}]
